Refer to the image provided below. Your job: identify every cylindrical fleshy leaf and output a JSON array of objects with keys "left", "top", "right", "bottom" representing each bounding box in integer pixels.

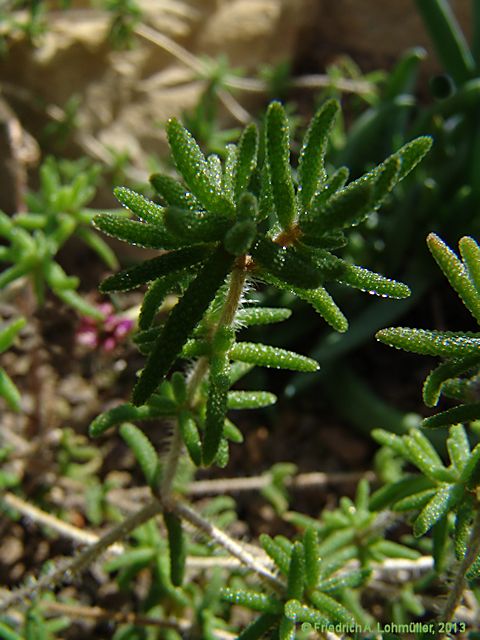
[
  {"left": 234, "top": 123, "right": 258, "bottom": 200},
  {"left": 227, "top": 390, "right": 277, "bottom": 409},
  {"left": 165, "top": 206, "right": 232, "bottom": 243},
  {"left": 224, "top": 219, "right": 257, "bottom": 256},
  {"left": 447, "top": 424, "right": 471, "bottom": 471},
  {"left": 119, "top": 423, "right": 160, "bottom": 487},
  {"left": 427, "top": 233, "right": 480, "bottom": 324},
  {"left": 459, "top": 236, "right": 480, "bottom": 295},
  {"left": 376, "top": 327, "right": 480, "bottom": 358},
  {"left": 178, "top": 410, "right": 202, "bottom": 466},
  {"left": 235, "top": 307, "right": 291, "bottom": 326},
  {"left": 422, "top": 354, "right": 480, "bottom": 407},
  {"left": 150, "top": 173, "right": 200, "bottom": 210},
  {"left": 133, "top": 247, "right": 234, "bottom": 405},
  {"left": 265, "top": 102, "right": 296, "bottom": 230},
  {"left": 89, "top": 401, "right": 176, "bottom": 437},
  {"left": 93, "top": 214, "right": 181, "bottom": 250},
  {"left": 114, "top": 187, "right": 164, "bottom": 223},
  {"left": 413, "top": 484, "right": 462, "bottom": 537},
  {"left": 166, "top": 118, "right": 234, "bottom": 215},
  {"left": 251, "top": 237, "right": 324, "bottom": 289},
  {"left": 298, "top": 99, "right": 339, "bottom": 209},
  {"left": 221, "top": 588, "right": 282, "bottom": 614},
  {"left": 203, "top": 350, "right": 230, "bottom": 466},
  {"left": 164, "top": 511, "right": 186, "bottom": 586},
  {"left": 100, "top": 246, "right": 209, "bottom": 292},
  {"left": 229, "top": 342, "right": 318, "bottom": 372}
]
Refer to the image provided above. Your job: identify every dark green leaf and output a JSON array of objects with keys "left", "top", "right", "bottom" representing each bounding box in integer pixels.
[
  {"left": 93, "top": 214, "right": 181, "bottom": 250},
  {"left": 100, "top": 246, "right": 209, "bottom": 292},
  {"left": 133, "top": 247, "right": 233, "bottom": 405},
  {"left": 265, "top": 102, "right": 296, "bottom": 230},
  {"left": 298, "top": 99, "right": 339, "bottom": 209}
]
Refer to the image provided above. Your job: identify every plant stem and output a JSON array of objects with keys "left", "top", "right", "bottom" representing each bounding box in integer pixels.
[
  {"left": 160, "top": 259, "right": 247, "bottom": 500},
  {"left": 0, "top": 497, "right": 163, "bottom": 614},
  {"left": 441, "top": 508, "right": 480, "bottom": 623},
  {"left": 172, "top": 500, "right": 283, "bottom": 590}
]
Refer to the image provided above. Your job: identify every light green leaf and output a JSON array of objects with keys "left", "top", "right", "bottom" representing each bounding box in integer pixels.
[
  {"left": 376, "top": 327, "right": 480, "bottom": 358},
  {"left": 119, "top": 423, "right": 160, "bottom": 487},
  {"left": 414, "top": 485, "right": 462, "bottom": 537},
  {"left": 93, "top": 214, "right": 181, "bottom": 250},
  {"left": 229, "top": 342, "right": 319, "bottom": 372},
  {"left": 114, "top": 187, "right": 165, "bottom": 223},
  {"left": 227, "top": 390, "right": 277, "bottom": 409},
  {"left": 427, "top": 233, "right": 480, "bottom": 324}
]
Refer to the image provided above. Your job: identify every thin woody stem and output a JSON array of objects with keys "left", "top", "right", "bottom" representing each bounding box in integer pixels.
[
  {"left": 0, "top": 497, "right": 163, "bottom": 614},
  {"left": 160, "top": 260, "right": 247, "bottom": 501},
  {"left": 172, "top": 500, "right": 283, "bottom": 590},
  {"left": 441, "top": 509, "right": 480, "bottom": 623}
]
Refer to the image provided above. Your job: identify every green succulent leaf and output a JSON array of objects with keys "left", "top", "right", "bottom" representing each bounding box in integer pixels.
[
  {"left": 390, "top": 136, "right": 433, "bottom": 182},
  {"left": 229, "top": 342, "right": 318, "bottom": 372},
  {"left": 376, "top": 327, "right": 480, "bottom": 358},
  {"left": 203, "top": 351, "right": 230, "bottom": 466},
  {"left": 138, "top": 271, "right": 192, "bottom": 330},
  {"left": 422, "top": 355, "right": 480, "bottom": 407},
  {"left": 252, "top": 237, "right": 324, "bottom": 289},
  {"left": 236, "top": 613, "right": 278, "bottom": 640},
  {"left": 164, "top": 511, "right": 186, "bottom": 586},
  {"left": 114, "top": 187, "right": 164, "bottom": 223},
  {"left": 301, "top": 179, "right": 372, "bottom": 235},
  {"left": 221, "top": 588, "right": 282, "bottom": 614},
  {"left": 303, "top": 527, "right": 320, "bottom": 589},
  {"left": 251, "top": 238, "right": 323, "bottom": 289},
  {"left": 298, "top": 98, "right": 339, "bottom": 209},
  {"left": 422, "top": 402, "right": 480, "bottom": 428},
  {"left": 235, "top": 307, "right": 291, "bottom": 326},
  {"left": 286, "top": 541, "right": 306, "bottom": 600},
  {"left": 459, "top": 236, "right": 480, "bottom": 294},
  {"left": 265, "top": 101, "right": 296, "bottom": 230},
  {"left": 308, "top": 590, "right": 356, "bottom": 625},
  {"left": 234, "top": 123, "right": 259, "bottom": 200},
  {"left": 283, "top": 599, "right": 329, "bottom": 626},
  {"left": 0, "top": 369, "right": 22, "bottom": 412},
  {"left": 336, "top": 264, "right": 410, "bottom": 298},
  {"left": 178, "top": 410, "right": 202, "bottom": 466},
  {"left": 133, "top": 247, "right": 233, "bottom": 405},
  {"left": 166, "top": 117, "right": 234, "bottom": 215},
  {"left": 224, "top": 220, "right": 257, "bottom": 257},
  {"left": 227, "top": 390, "right": 277, "bottom": 409},
  {"left": 150, "top": 173, "right": 200, "bottom": 210},
  {"left": 413, "top": 484, "right": 462, "bottom": 537},
  {"left": 165, "top": 206, "right": 232, "bottom": 243},
  {"left": 427, "top": 233, "right": 480, "bottom": 324},
  {"left": 259, "top": 533, "right": 290, "bottom": 575},
  {"left": 100, "top": 246, "right": 209, "bottom": 292},
  {"left": 93, "top": 214, "right": 181, "bottom": 250},
  {"left": 0, "top": 317, "right": 26, "bottom": 353},
  {"left": 119, "top": 423, "right": 160, "bottom": 487},
  {"left": 447, "top": 424, "right": 471, "bottom": 471},
  {"left": 89, "top": 401, "right": 176, "bottom": 437}
]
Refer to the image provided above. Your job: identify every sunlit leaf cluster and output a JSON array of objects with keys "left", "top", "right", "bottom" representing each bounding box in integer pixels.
[
  {"left": 372, "top": 424, "right": 480, "bottom": 576},
  {"left": 377, "top": 234, "right": 480, "bottom": 428}
]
